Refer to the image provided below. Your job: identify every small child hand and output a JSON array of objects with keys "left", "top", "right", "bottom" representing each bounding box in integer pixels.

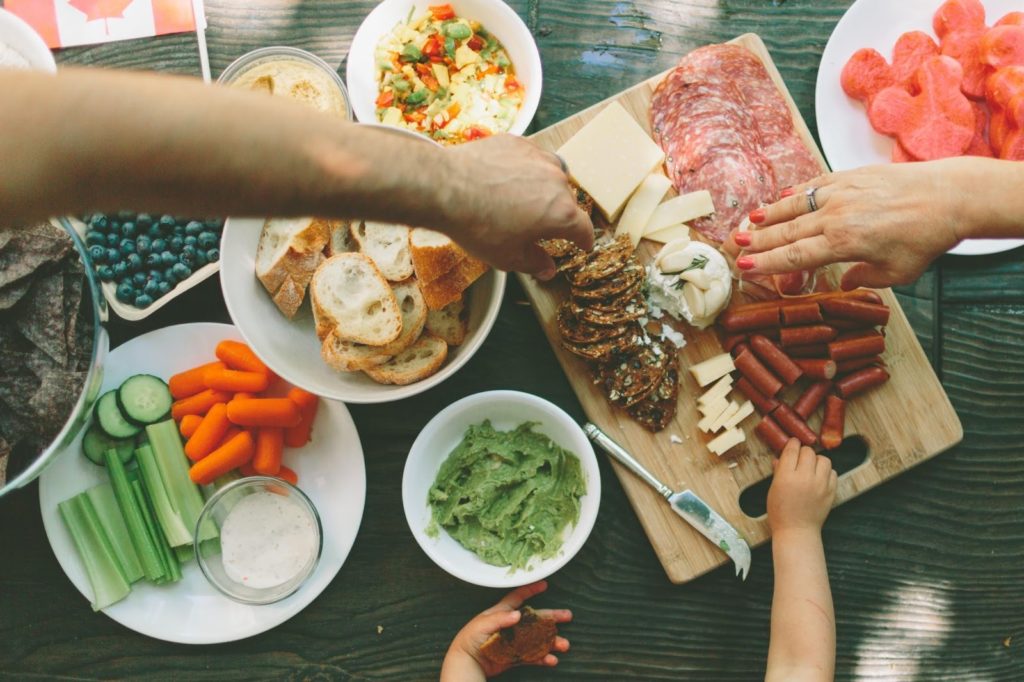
[
  {"left": 440, "top": 580, "right": 572, "bottom": 682},
  {"left": 767, "top": 438, "right": 838, "bottom": 536}
]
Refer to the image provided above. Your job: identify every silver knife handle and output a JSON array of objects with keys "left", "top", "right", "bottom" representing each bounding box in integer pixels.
[{"left": 584, "top": 423, "right": 673, "bottom": 500}]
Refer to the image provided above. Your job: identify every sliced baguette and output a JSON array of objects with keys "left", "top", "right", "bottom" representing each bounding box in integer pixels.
[
  {"left": 321, "top": 278, "right": 427, "bottom": 371},
  {"left": 310, "top": 253, "right": 402, "bottom": 345},
  {"left": 425, "top": 296, "right": 468, "bottom": 346},
  {"left": 255, "top": 217, "right": 331, "bottom": 318},
  {"left": 410, "top": 228, "right": 467, "bottom": 284},
  {"left": 323, "top": 220, "right": 355, "bottom": 257},
  {"left": 363, "top": 333, "right": 448, "bottom": 385},
  {"left": 351, "top": 221, "right": 413, "bottom": 281},
  {"left": 421, "top": 256, "right": 488, "bottom": 311}
]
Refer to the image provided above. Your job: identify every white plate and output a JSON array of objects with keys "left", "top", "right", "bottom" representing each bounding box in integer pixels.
[
  {"left": 38, "top": 322, "right": 366, "bottom": 645},
  {"left": 220, "top": 216, "right": 505, "bottom": 404},
  {"left": 816, "top": 0, "right": 1024, "bottom": 256}
]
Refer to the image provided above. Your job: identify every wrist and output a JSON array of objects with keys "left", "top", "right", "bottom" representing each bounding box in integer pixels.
[
  {"left": 944, "top": 157, "right": 1024, "bottom": 241},
  {"left": 771, "top": 525, "right": 822, "bottom": 544}
]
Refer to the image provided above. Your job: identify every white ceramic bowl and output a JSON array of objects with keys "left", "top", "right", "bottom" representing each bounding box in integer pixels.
[
  {"left": 346, "top": 0, "right": 542, "bottom": 138},
  {"left": 0, "top": 8, "right": 56, "bottom": 72},
  {"left": 403, "top": 391, "right": 600, "bottom": 588}
]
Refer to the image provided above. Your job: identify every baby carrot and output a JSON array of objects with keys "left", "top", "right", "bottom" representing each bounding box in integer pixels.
[
  {"left": 169, "top": 361, "right": 224, "bottom": 399},
  {"left": 226, "top": 398, "right": 302, "bottom": 428},
  {"left": 275, "top": 465, "right": 298, "bottom": 486},
  {"left": 184, "top": 403, "right": 231, "bottom": 462},
  {"left": 253, "top": 427, "right": 284, "bottom": 475},
  {"left": 233, "top": 392, "right": 255, "bottom": 401},
  {"left": 203, "top": 367, "right": 270, "bottom": 393},
  {"left": 189, "top": 431, "right": 255, "bottom": 485},
  {"left": 284, "top": 388, "right": 319, "bottom": 448},
  {"left": 216, "top": 340, "right": 270, "bottom": 376},
  {"left": 171, "top": 389, "right": 232, "bottom": 421},
  {"left": 179, "top": 414, "right": 203, "bottom": 439},
  {"left": 218, "top": 426, "right": 244, "bottom": 449}
]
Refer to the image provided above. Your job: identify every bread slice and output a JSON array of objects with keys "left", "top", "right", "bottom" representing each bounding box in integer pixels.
[
  {"left": 255, "top": 217, "right": 331, "bottom": 318},
  {"left": 351, "top": 221, "right": 413, "bottom": 281},
  {"left": 421, "top": 256, "right": 488, "bottom": 311},
  {"left": 479, "top": 607, "right": 558, "bottom": 666},
  {"left": 425, "top": 296, "right": 468, "bottom": 346},
  {"left": 310, "top": 253, "right": 401, "bottom": 345},
  {"left": 363, "top": 333, "right": 448, "bottom": 385},
  {"left": 323, "top": 220, "right": 355, "bottom": 257},
  {"left": 321, "top": 278, "right": 427, "bottom": 371},
  {"left": 410, "top": 228, "right": 467, "bottom": 284}
]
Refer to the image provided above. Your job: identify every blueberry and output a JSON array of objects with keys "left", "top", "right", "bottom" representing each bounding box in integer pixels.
[
  {"left": 206, "top": 248, "right": 220, "bottom": 263},
  {"left": 85, "top": 230, "right": 105, "bottom": 247},
  {"left": 136, "top": 235, "right": 152, "bottom": 256},
  {"left": 134, "top": 293, "right": 154, "bottom": 308},
  {"left": 109, "top": 220, "right": 121, "bottom": 234},
  {"left": 87, "top": 244, "right": 106, "bottom": 263},
  {"left": 117, "top": 210, "right": 135, "bottom": 221},
  {"left": 126, "top": 253, "right": 143, "bottom": 273},
  {"left": 106, "top": 232, "right": 120, "bottom": 247},
  {"left": 184, "top": 220, "right": 204, "bottom": 237},
  {"left": 136, "top": 213, "right": 153, "bottom": 230},
  {"left": 115, "top": 281, "right": 134, "bottom": 303},
  {"left": 106, "top": 247, "right": 121, "bottom": 264},
  {"left": 96, "top": 265, "right": 114, "bottom": 282},
  {"left": 143, "top": 279, "right": 160, "bottom": 296},
  {"left": 160, "top": 251, "right": 176, "bottom": 266},
  {"left": 163, "top": 267, "right": 178, "bottom": 283},
  {"left": 158, "top": 215, "right": 176, "bottom": 232},
  {"left": 172, "top": 262, "right": 192, "bottom": 280},
  {"left": 113, "top": 261, "right": 128, "bottom": 279},
  {"left": 204, "top": 218, "right": 224, "bottom": 230},
  {"left": 145, "top": 252, "right": 162, "bottom": 268},
  {"left": 89, "top": 214, "right": 110, "bottom": 232},
  {"left": 148, "top": 268, "right": 163, "bottom": 279},
  {"left": 151, "top": 238, "right": 167, "bottom": 253},
  {"left": 148, "top": 224, "right": 163, "bottom": 239},
  {"left": 179, "top": 249, "right": 196, "bottom": 268},
  {"left": 119, "top": 238, "right": 136, "bottom": 256},
  {"left": 169, "top": 236, "right": 184, "bottom": 252},
  {"left": 120, "top": 221, "right": 137, "bottom": 239},
  {"left": 198, "top": 231, "right": 219, "bottom": 249},
  {"left": 158, "top": 280, "right": 172, "bottom": 296},
  {"left": 195, "top": 251, "right": 208, "bottom": 268},
  {"left": 183, "top": 235, "right": 198, "bottom": 248},
  {"left": 132, "top": 272, "right": 147, "bottom": 287}
]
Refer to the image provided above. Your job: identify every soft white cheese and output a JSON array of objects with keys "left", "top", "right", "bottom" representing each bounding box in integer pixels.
[{"left": 646, "top": 241, "right": 732, "bottom": 330}]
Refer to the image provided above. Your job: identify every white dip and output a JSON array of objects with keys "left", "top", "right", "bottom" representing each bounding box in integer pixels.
[
  {"left": 220, "top": 490, "right": 318, "bottom": 589},
  {"left": 0, "top": 41, "right": 30, "bottom": 69},
  {"left": 647, "top": 239, "right": 732, "bottom": 330}
]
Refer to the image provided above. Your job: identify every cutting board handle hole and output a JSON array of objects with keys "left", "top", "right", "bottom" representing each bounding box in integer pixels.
[{"left": 737, "top": 436, "right": 870, "bottom": 518}]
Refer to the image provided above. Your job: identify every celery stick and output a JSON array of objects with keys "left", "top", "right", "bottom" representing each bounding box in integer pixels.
[
  {"left": 132, "top": 478, "right": 180, "bottom": 584},
  {"left": 104, "top": 448, "right": 164, "bottom": 582},
  {"left": 85, "top": 482, "right": 144, "bottom": 584},
  {"left": 173, "top": 544, "right": 195, "bottom": 565},
  {"left": 146, "top": 420, "right": 218, "bottom": 542},
  {"left": 58, "top": 494, "right": 131, "bottom": 611},
  {"left": 136, "top": 445, "right": 192, "bottom": 547}
]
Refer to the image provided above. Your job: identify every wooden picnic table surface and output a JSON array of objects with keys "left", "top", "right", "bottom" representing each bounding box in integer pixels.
[{"left": 1, "top": 0, "right": 1022, "bottom": 679}]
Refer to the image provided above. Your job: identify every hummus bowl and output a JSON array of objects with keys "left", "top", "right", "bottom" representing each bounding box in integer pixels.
[{"left": 403, "top": 390, "right": 600, "bottom": 588}]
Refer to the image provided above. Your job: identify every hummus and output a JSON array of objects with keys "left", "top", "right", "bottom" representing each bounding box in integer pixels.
[
  {"left": 229, "top": 56, "right": 349, "bottom": 118},
  {"left": 427, "top": 421, "right": 585, "bottom": 570}
]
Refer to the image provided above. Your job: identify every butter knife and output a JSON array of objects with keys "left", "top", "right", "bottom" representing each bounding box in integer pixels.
[{"left": 584, "top": 423, "right": 751, "bottom": 580}]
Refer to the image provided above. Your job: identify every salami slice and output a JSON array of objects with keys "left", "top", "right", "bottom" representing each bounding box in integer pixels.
[{"left": 763, "top": 135, "right": 822, "bottom": 189}]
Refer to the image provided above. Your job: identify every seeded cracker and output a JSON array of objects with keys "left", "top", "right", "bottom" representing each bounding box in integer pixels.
[
  {"left": 557, "top": 303, "right": 633, "bottom": 345},
  {"left": 569, "top": 235, "right": 632, "bottom": 287},
  {"left": 570, "top": 260, "right": 644, "bottom": 301},
  {"left": 628, "top": 354, "right": 681, "bottom": 432},
  {"left": 599, "top": 340, "right": 669, "bottom": 408}
]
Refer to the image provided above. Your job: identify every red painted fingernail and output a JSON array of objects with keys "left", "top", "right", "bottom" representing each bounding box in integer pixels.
[
  {"left": 737, "top": 256, "right": 755, "bottom": 270},
  {"left": 780, "top": 187, "right": 795, "bottom": 198},
  {"left": 749, "top": 208, "right": 766, "bottom": 224},
  {"left": 734, "top": 232, "right": 752, "bottom": 247}
]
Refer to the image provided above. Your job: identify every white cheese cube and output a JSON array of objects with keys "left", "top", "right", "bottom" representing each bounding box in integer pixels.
[
  {"left": 708, "top": 428, "right": 746, "bottom": 456},
  {"left": 698, "top": 374, "right": 733, "bottom": 406},
  {"left": 644, "top": 224, "right": 691, "bottom": 244},
  {"left": 689, "top": 353, "right": 735, "bottom": 387},
  {"left": 709, "top": 401, "right": 741, "bottom": 434},
  {"left": 698, "top": 397, "right": 729, "bottom": 419},
  {"left": 643, "top": 190, "right": 716, "bottom": 235},
  {"left": 557, "top": 103, "right": 666, "bottom": 221},
  {"left": 722, "top": 400, "right": 755, "bottom": 431},
  {"left": 615, "top": 173, "right": 672, "bottom": 247}
]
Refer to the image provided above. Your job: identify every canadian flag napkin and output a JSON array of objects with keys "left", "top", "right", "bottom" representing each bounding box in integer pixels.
[{"left": 5, "top": 0, "right": 205, "bottom": 49}]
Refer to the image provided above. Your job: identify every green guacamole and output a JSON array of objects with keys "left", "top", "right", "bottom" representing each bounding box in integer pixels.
[{"left": 427, "top": 421, "right": 586, "bottom": 570}]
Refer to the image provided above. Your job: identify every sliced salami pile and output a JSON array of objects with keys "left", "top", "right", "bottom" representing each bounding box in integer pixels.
[{"left": 650, "top": 44, "right": 821, "bottom": 244}]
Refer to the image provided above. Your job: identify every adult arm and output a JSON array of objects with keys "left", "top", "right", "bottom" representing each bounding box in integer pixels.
[
  {"left": 733, "top": 157, "right": 1024, "bottom": 289},
  {"left": 0, "top": 68, "right": 591, "bottom": 276}
]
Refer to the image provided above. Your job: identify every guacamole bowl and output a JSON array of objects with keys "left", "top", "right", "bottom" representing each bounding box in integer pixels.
[{"left": 403, "top": 390, "right": 600, "bottom": 588}]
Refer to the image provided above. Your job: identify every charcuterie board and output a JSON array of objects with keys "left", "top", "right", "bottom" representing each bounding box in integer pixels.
[{"left": 520, "top": 33, "right": 963, "bottom": 584}]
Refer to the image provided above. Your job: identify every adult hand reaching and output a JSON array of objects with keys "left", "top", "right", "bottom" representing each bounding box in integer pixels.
[{"left": 731, "top": 157, "right": 1024, "bottom": 290}]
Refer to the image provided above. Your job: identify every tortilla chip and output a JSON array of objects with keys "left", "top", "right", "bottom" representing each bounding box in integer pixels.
[
  {"left": 0, "top": 223, "right": 71, "bottom": 290},
  {"left": 0, "top": 278, "right": 33, "bottom": 310},
  {"left": 15, "top": 270, "right": 67, "bottom": 367}
]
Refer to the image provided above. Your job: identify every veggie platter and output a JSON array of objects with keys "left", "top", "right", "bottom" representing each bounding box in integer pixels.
[{"left": 39, "top": 323, "right": 366, "bottom": 644}]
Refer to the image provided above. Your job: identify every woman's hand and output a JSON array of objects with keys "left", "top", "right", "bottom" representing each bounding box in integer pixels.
[
  {"left": 732, "top": 160, "right": 975, "bottom": 290},
  {"left": 767, "top": 439, "right": 838, "bottom": 536},
  {"left": 440, "top": 580, "right": 572, "bottom": 682},
  {"left": 442, "top": 135, "right": 594, "bottom": 279}
]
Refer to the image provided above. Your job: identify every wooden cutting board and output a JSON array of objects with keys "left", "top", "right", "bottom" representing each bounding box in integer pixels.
[{"left": 520, "top": 33, "right": 963, "bottom": 584}]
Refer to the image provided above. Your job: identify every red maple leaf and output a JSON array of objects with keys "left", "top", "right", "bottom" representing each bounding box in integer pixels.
[{"left": 68, "top": 0, "right": 135, "bottom": 33}]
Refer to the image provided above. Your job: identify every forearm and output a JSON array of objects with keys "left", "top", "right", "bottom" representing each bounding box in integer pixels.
[
  {"left": 766, "top": 529, "right": 834, "bottom": 682},
  {"left": 942, "top": 156, "right": 1024, "bottom": 240},
  {"left": 440, "top": 650, "right": 486, "bottom": 682},
  {"left": 0, "top": 69, "right": 459, "bottom": 230}
]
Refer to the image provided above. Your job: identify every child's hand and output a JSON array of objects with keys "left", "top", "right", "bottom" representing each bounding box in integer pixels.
[
  {"left": 440, "top": 581, "right": 572, "bottom": 682},
  {"left": 767, "top": 438, "right": 838, "bottom": 536}
]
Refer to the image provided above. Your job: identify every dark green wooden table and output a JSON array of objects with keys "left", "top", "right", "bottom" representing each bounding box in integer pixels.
[{"left": 1, "top": 1, "right": 1023, "bottom": 679}]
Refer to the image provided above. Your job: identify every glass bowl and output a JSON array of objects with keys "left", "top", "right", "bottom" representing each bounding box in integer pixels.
[{"left": 195, "top": 476, "right": 323, "bottom": 605}]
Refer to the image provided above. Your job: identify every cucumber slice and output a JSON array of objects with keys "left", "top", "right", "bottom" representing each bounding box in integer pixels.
[
  {"left": 117, "top": 375, "right": 173, "bottom": 425},
  {"left": 82, "top": 424, "right": 135, "bottom": 466},
  {"left": 95, "top": 390, "right": 141, "bottom": 439}
]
